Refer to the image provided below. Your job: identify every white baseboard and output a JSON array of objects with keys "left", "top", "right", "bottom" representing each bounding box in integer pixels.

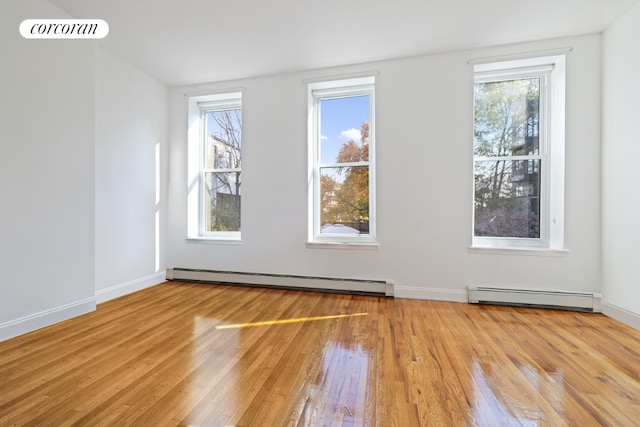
[
  {"left": 394, "top": 285, "right": 468, "bottom": 302},
  {"left": 96, "top": 271, "right": 166, "bottom": 304},
  {"left": 0, "top": 297, "right": 96, "bottom": 343},
  {"left": 602, "top": 302, "right": 640, "bottom": 331}
]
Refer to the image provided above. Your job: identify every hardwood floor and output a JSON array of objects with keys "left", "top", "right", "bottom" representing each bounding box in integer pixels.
[{"left": 1, "top": 282, "right": 639, "bottom": 426}]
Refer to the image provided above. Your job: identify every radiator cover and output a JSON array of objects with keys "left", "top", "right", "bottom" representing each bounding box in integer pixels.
[
  {"left": 468, "top": 285, "right": 602, "bottom": 312},
  {"left": 167, "top": 268, "right": 393, "bottom": 297}
]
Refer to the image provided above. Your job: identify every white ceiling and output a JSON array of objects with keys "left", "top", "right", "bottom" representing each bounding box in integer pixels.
[{"left": 48, "top": 0, "right": 639, "bottom": 86}]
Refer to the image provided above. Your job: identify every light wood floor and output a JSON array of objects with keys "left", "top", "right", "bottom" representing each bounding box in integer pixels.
[{"left": 1, "top": 282, "right": 639, "bottom": 426}]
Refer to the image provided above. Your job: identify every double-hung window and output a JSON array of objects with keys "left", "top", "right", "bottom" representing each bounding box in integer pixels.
[
  {"left": 187, "top": 91, "right": 242, "bottom": 240},
  {"left": 308, "top": 77, "right": 376, "bottom": 244},
  {"left": 472, "top": 55, "right": 565, "bottom": 250}
]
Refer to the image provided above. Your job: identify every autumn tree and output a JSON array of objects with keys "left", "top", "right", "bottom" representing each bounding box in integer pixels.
[{"left": 320, "top": 122, "right": 370, "bottom": 229}]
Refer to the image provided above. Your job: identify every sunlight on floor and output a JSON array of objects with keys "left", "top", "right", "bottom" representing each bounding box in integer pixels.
[
  {"left": 184, "top": 316, "right": 240, "bottom": 425},
  {"left": 215, "top": 312, "right": 368, "bottom": 330}
]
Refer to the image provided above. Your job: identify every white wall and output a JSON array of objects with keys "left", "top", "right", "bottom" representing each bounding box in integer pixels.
[
  {"left": 0, "top": 0, "right": 96, "bottom": 340},
  {"left": 94, "top": 47, "right": 169, "bottom": 302},
  {"left": 602, "top": 2, "right": 640, "bottom": 327},
  {"left": 168, "top": 34, "right": 602, "bottom": 301},
  {"left": 0, "top": 1, "right": 624, "bottom": 340}
]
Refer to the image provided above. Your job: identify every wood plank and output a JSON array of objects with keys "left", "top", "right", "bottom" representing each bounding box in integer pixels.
[{"left": 0, "top": 282, "right": 639, "bottom": 426}]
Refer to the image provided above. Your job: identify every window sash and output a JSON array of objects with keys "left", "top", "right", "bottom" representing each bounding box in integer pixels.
[
  {"left": 199, "top": 96, "right": 242, "bottom": 238},
  {"left": 473, "top": 68, "right": 551, "bottom": 247},
  {"left": 474, "top": 64, "right": 554, "bottom": 83},
  {"left": 309, "top": 78, "right": 375, "bottom": 243},
  {"left": 318, "top": 160, "right": 369, "bottom": 168},
  {"left": 198, "top": 98, "right": 241, "bottom": 111}
]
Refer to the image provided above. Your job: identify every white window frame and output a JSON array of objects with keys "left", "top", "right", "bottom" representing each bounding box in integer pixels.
[
  {"left": 307, "top": 76, "right": 376, "bottom": 245},
  {"left": 472, "top": 55, "right": 565, "bottom": 251},
  {"left": 187, "top": 91, "right": 242, "bottom": 241}
]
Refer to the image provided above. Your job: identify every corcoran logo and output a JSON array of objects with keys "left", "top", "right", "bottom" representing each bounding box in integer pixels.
[{"left": 19, "top": 19, "right": 109, "bottom": 39}]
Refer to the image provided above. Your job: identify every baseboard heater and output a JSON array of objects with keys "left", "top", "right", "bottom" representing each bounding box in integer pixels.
[
  {"left": 468, "top": 285, "right": 602, "bottom": 313},
  {"left": 166, "top": 268, "right": 393, "bottom": 297}
]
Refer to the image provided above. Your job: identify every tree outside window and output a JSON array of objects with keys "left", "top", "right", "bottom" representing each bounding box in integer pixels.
[
  {"left": 204, "top": 107, "right": 242, "bottom": 233},
  {"left": 320, "top": 121, "right": 370, "bottom": 233},
  {"left": 473, "top": 78, "right": 541, "bottom": 238}
]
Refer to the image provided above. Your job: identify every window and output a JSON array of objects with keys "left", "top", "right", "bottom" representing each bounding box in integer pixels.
[
  {"left": 308, "top": 77, "right": 376, "bottom": 244},
  {"left": 187, "top": 92, "right": 242, "bottom": 240},
  {"left": 472, "top": 55, "right": 565, "bottom": 250}
]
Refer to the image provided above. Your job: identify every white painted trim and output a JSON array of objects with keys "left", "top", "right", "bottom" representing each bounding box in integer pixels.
[
  {"left": 302, "top": 70, "right": 380, "bottom": 84},
  {"left": 468, "top": 246, "right": 569, "bottom": 257},
  {"left": 602, "top": 302, "right": 640, "bottom": 332},
  {"left": 394, "top": 285, "right": 468, "bottom": 302},
  {"left": 182, "top": 87, "right": 246, "bottom": 97},
  {"left": 0, "top": 297, "right": 96, "bottom": 343},
  {"left": 186, "top": 237, "right": 242, "bottom": 245},
  {"left": 96, "top": 271, "right": 166, "bottom": 304},
  {"left": 305, "top": 242, "right": 379, "bottom": 250},
  {"left": 468, "top": 47, "right": 573, "bottom": 65}
]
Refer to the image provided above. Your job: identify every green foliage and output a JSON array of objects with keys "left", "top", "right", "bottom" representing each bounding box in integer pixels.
[
  {"left": 474, "top": 79, "right": 541, "bottom": 238},
  {"left": 474, "top": 79, "right": 539, "bottom": 158}
]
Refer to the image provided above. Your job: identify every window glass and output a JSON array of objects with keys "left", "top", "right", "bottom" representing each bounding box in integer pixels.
[
  {"left": 318, "top": 95, "right": 370, "bottom": 233},
  {"left": 473, "top": 77, "right": 542, "bottom": 240},
  {"left": 320, "top": 165, "right": 370, "bottom": 234},
  {"left": 319, "top": 95, "right": 369, "bottom": 164},
  {"left": 474, "top": 78, "right": 540, "bottom": 157},
  {"left": 203, "top": 108, "right": 242, "bottom": 233},
  {"left": 474, "top": 159, "right": 541, "bottom": 238}
]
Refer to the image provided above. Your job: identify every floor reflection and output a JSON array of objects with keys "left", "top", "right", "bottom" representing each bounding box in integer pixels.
[
  {"left": 182, "top": 308, "right": 372, "bottom": 425},
  {"left": 298, "top": 339, "right": 371, "bottom": 426},
  {"left": 183, "top": 315, "right": 240, "bottom": 426},
  {"left": 471, "top": 359, "right": 568, "bottom": 425}
]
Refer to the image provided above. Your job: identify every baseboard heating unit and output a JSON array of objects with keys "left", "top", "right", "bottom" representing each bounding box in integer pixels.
[
  {"left": 468, "top": 285, "right": 602, "bottom": 312},
  {"left": 166, "top": 268, "right": 393, "bottom": 297}
]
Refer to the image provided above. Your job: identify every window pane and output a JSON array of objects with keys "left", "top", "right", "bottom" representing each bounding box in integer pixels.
[
  {"left": 204, "top": 172, "right": 241, "bottom": 232},
  {"left": 320, "top": 166, "right": 369, "bottom": 234},
  {"left": 319, "top": 95, "right": 369, "bottom": 164},
  {"left": 474, "top": 78, "right": 540, "bottom": 157},
  {"left": 206, "top": 109, "right": 242, "bottom": 169},
  {"left": 474, "top": 160, "right": 540, "bottom": 238}
]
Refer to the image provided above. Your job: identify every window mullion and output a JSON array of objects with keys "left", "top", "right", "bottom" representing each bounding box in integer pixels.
[
  {"left": 319, "top": 161, "right": 369, "bottom": 168},
  {"left": 474, "top": 155, "right": 542, "bottom": 162},
  {"left": 205, "top": 168, "right": 241, "bottom": 173}
]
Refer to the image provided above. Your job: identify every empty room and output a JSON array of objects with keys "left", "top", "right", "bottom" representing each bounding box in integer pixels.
[{"left": 1, "top": 0, "right": 640, "bottom": 425}]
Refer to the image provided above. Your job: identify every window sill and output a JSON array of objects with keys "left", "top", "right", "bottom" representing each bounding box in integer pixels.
[
  {"left": 186, "top": 237, "right": 242, "bottom": 245},
  {"left": 306, "top": 241, "right": 379, "bottom": 250},
  {"left": 468, "top": 246, "right": 568, "bottom": 257}
]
